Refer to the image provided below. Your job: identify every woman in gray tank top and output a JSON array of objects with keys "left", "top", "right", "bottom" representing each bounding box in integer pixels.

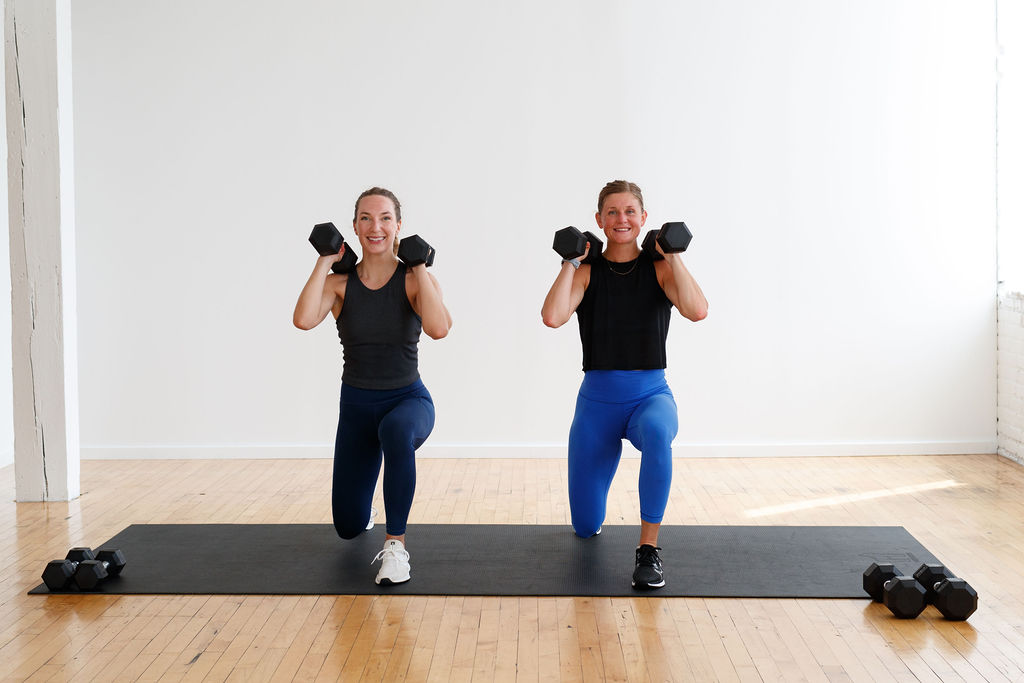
[{"left": 294, "top": 187, "right": 452, "bottom": 585}]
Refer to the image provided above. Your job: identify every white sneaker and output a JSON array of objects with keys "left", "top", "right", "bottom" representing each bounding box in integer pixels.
[
  {"left": 372, "top": 539, "right": 411, "bottom": 585},
  {"left": 366, "top": 506, "right": 377, "bottom": 531}
]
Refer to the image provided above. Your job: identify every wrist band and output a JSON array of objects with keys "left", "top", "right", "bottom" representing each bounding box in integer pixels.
[{"left": 562, "top": 258, "right": 581, "bottom": 270}]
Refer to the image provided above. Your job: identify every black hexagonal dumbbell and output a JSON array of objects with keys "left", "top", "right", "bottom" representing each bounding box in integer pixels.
[
  {"left": 863, "top": 562, "right": 903, "bottom": 602},
  {"left": 73, "top": 548, "right": 127, "bottom": 591},
  {"left": 309, "top": 222, "right": 358, "bottom": 274},
  {"left": 552, "top": 226, "right": 603, "bottom": 264},
  {"left": 882, "top": 575, "right": 928, "bottom": 619},
  {"left": 42, "top": 547, "right": 96, "bottom": 591},
  {"left": 934, "top": 578, "right": 978, "bottom": 621},
  {"left": 912, "top": 564, "right": 954, "bottom": 604},
  {"left": 913, "top": 563, "right": 978, "bottom": 621},
  {"left": 397, "top": 235, "right": 436, "bottom": 267},
  {"left": 641, "top": 221, "right": 693, "bottom": 260}
]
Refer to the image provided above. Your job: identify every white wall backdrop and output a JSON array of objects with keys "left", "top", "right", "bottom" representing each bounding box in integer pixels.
[
  {"left": 71, "top": 0, "right": 998, "bottom": 459},
  {"left": 1, "top": 0, "right": 13, "bottom": 470}
]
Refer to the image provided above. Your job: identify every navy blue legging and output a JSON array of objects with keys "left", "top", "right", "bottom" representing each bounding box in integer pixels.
[
  {"left": 568, "top": 370, "right": 678, "bottom": 537},
  {"left": 332, "top": 379, "right": 434, "bottom": 538}
]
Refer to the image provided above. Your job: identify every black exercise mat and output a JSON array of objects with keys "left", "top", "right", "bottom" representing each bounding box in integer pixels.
[{"left": 29, "top": 524, "right": 939, "bottom": 598}]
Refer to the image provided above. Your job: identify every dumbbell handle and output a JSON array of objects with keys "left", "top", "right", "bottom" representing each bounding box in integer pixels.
[
  {"left": 75, "top": 558, "right": 115, "bottom": 574},
  {"left": 928, "top": 576, "right": 963, "bottom": 592},
  {"left": 884, "top": 574, "right": 957, "bottom": 594}
]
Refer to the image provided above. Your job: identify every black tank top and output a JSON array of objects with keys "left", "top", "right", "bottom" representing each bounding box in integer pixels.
[
  {"left": 337, "top": 263, "right": 422, "bottom": 389},
  {"left": 576, "top": 252, "right": 672, "bottom": 371}
]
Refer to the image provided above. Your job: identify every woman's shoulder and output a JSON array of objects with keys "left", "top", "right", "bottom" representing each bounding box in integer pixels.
[{"left": 327, "top": 271, "right": 351, "bottom": 291}]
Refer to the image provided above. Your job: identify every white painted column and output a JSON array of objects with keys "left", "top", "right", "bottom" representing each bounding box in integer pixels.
[
  {"left": 0, "top": 0, "right": 14, "bottom": 473},
  {"left": 5, "top": 0, "right": 80, "bottom": 501}
]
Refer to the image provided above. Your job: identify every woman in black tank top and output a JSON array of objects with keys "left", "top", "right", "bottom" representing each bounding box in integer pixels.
[
  {"left": 294, "top": 187, "right": 452, "bottom": 586},
  {"left": 541, "top": 180, "right": 708, "bottom": 590}
]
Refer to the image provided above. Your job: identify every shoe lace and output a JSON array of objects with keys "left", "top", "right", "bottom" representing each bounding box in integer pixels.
[
  {"left": 371, "top": 543, "right": 409, "bottom": 565},
  {"left": 637, "top": 545, "right": 662, "bottom": 567}
]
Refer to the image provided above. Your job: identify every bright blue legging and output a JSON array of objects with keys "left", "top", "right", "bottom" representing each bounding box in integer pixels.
[
  {"left": 568, "top": 370, "right": 678, "bottom": 537},
  {"left": 332, "top": 379, "right": 434, "bottom": 538}
]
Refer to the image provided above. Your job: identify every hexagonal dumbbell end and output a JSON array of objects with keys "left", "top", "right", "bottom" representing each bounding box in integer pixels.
[
  {"left": 581, "top": 231, "right": 603, "bottom": 264},
  {"left": 309, "top": 222, "right": 343, "bottom": 256},
  {"left": 863, "top": 562, "right": 902, "bottom": 602},
  {"left": 96, "top": 549, "right": 127, "bottom": 577},
  {"left": 42, "top": 560, "right": 77, "bottom": 591},
  {"left": 66, "top": 547, "right": 96, "bottom": 563},
  {"left": 882, "top": 576, "right": 927, "bottom": 619},
  {"left": 642, "top": 222, "right": 693, "bottom": 261},
  {"left": 656, "top": 222, "right": 692, "bottom": 254},
  {"left": 73, "top": 560, "right": 109, "bottom": 591},
  {"left": 309, "top": 222, "right": 357, "bottom": 274},
  {"left": 913, "top": 563, "right": 954, "bottom": 604},
  {"left": 553, "top": 227, "right": 587, "bottom": 260},
  {"left": 332, "top": 249, "right": 358, "bottom": 275},
  {"left": 934, "top": 578, "right": 978, "bottom": 621},
  {"left": 641, "top": 230, "right": 663, "bottom": 261},
  {"left": 398, "top": 235, "right": 435, "bottom": 267}
]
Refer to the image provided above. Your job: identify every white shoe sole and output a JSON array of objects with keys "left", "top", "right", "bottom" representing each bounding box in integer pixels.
[{"left": 376, "top": 575, "right": 410, "bottom": 585}]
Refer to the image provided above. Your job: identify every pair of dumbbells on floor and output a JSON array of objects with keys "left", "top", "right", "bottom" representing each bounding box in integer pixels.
[
  {"left": 551, "top": 221, "right": 693, "bottom": 263},
  {"left": 863, "top": 562, "right": 978, "bottom": 620},
  {"left": 309, "top": 222, "right": 435, "bottom": 273},
  {"left": 42, "top": 547, "right": 126, "bottom": 591}
]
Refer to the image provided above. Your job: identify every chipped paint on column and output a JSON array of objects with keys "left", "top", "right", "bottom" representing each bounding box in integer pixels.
[{"left": 5, "top": 0, "right": 80, "bottom": 501}]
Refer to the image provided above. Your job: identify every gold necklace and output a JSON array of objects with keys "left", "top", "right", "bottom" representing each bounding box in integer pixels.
[{"left": 607, "top": 258, "right": 638, "bottom": 276}]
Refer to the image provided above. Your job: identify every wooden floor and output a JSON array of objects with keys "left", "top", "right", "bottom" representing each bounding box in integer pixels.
[{"left": 1, "top": 454, "right": 1023, "bottom": 682}]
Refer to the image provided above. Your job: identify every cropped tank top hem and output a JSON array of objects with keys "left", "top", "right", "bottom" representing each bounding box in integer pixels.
[
  {"left": 337, "top": 262, "right": 422, "bottom": 390},
  {"left": 576, "top": 251, "right": 672, "bottom": 371}
]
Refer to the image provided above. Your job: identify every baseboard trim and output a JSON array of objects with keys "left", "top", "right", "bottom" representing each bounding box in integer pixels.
[{"left": 80, "top": 440, "right": 998, "bottom": 460}]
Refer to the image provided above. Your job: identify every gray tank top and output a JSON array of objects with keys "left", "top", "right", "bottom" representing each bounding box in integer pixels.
[{"left": 336, "top": 263, "right": 422, "bottom": 389}]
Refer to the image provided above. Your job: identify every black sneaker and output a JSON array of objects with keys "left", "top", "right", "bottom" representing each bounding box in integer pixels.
[{"left": 632, "top": 544, "right": 665, "bottom": 589}]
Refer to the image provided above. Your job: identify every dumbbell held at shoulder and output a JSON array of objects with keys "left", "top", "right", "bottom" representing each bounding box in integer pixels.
[
  {"left": 552, "top": 226, "right": 603, "bottom": 266},
  {"left": 397, "top": 234, "right": 436, "bottom": 268},
  {"left": 642, "top": 221, "right": 692, "bottom": 261},
  {"left": 309, "top": 222, "right": 358, "bottom": 275}
]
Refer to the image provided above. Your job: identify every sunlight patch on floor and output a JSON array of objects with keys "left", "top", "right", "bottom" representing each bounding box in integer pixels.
[{"left": 744, "top": 479, "right": 962, "bottom": 518}]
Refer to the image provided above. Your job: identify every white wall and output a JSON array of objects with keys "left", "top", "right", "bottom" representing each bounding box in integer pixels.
[
  {"left": 0, "top": 0, "right": 13, "bottom": 471},
  {"left": 998, "top": 293, "right": 1024, "bottom": 463},
  {"left": 997, "top": 0, "right": 1023, "bottom": 464},
  {"left": 71, "top": 0, "right": 998, "bottom": 459},
  {"left": 1000, "top": 0, "right": 1024, "bottom": 295}
]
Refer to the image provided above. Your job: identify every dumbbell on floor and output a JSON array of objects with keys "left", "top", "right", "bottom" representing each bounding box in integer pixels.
[
  {"left": 42, "top": 547, "right": 127, "bottom": 591},
  {"left": 73, "top": 548, "right": 127, "bottom": 590},
  {"left": 309, "top": 222, "right": 358, "bottom": 274},
  {"left": 863, "top": 561, "right": 927, "bottom": 618},
  {"left": 641, "top": 222, "right": 692, "bottom": 260},
  {"left": 864, "top": 561, "right": 978, "bottom": 621},
  {"left": 913, "top": 563, "right": 978, "bottom": 621},
  {"left": 552, "top": 226, "right": 603, "bottom": 264},
  {"left": 863, "top": 562, "right": 902, "bottom": 602},
  {"left": 397, "top": 235, "right": 436, "bottom": 267},
  {"left": 882, "top": 575, "right": 928, "bottom": 619},
  {"left": 42, "top": 547, "right": 96, "bottom": 591}
]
